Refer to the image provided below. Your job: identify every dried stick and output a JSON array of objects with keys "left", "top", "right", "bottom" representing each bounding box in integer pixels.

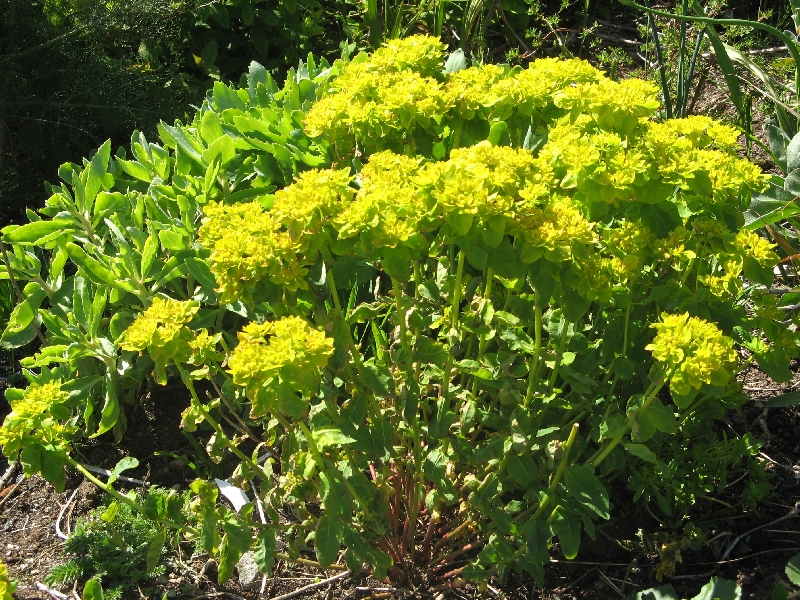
[
  {"left": 0, "top": 460, "right": 19, "bottom": 489},
  {"left": 34, "top": 582, "right": 70, "bottom": 600},
  {"left": 55, "top": 487, "right": 80, "bottom": 540},
  {"left": 0, "top": 479, "right": 24, "bottom": 510},
  {"left": 267, "top": 571, "right": 350, "bottom": 600}
]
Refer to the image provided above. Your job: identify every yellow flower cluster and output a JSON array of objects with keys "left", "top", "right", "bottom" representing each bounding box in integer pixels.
[
  {"left": 227, "top": 316, "right": 334, "bottom": 417},
  {"left": 198, "top": 200, "right": 303, "bottom": 301},
  {"left": 333, "top": 151, "right": 425, "bottom": 253},
  {"left": 304, "top": 36, "right": 446, "bottom": 145},
  {"left": 734, "top": 230, "right": 779, "bottom": 266},
  {"left": 646, "top": 313, "right": 737, "bottom": 397},
  {"left": 0, "top": 381, "right": 76, "bottom": 455},
  {"left": 120, "top": 298, "right": 219, "bottom": 384}
]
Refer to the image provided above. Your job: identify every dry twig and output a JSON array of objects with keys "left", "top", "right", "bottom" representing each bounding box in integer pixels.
[{"left": 267, "top": 571, "right": 350, "bottom": 600}]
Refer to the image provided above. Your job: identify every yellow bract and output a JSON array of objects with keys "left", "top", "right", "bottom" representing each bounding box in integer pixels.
[
  {"left": 120, "top": 298, "right": 219, "bottom": 384},
  {"left": 227, "top": 316, "right": 334, "bottom": 399},
  {"left": 646, "top": 313, "right": 737, "bottom": 397}
]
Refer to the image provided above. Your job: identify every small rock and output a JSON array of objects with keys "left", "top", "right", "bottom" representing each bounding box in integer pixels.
[
  {"left": 4, "top": 520, "right": 14, "bottom": 531},
  {"left": 236, "top": 551, "right": 261, "bottom": 589}
]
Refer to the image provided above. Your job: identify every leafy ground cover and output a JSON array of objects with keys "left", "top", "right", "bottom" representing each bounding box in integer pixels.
[{"left": 1, "top": 3, "right": 800, "bottom": 600}]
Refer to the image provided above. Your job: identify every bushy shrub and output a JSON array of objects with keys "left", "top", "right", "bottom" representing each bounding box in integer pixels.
[{"left": 1, "top": 36, "right": 794, "bottom": 588}]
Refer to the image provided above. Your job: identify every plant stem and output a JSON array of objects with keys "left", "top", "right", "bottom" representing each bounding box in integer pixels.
[
  {"left": 606, "top": 303, "right": 632, "bottom": 401},
  {"left": 531, "top": 422, "right": 580, "bottom": 520},
  {"left": 547, "top": 317, "right": 568, "bottom": 393},
  {"left": 625, "top": 0, "right": 800, "bottom": 108},
  {"left": 297, "top": 421, "right": 374, "bottom": 521},
  {"left": 523, "top": 305, "right": 543, "bottom": 407},
  {"left": 66, "top": 456, "right": 198, "bottom": 535},
  {"left": 587, "top": 376, "right": 668, "bottom": 468},
  {"left": 325, "top": 257, "right": 364, "bottom": 372},
  {"left": 392, "top": 277, "right": 409, "bottom": 355},
  {"left": 471, "top": 268, "right": 494, "bottom": 396},
  {"left": 178, "top": 366, "right": 264, "bottom": 478},
  {"left": 442, "top": 249, "right": 465, "bottom": 401}
]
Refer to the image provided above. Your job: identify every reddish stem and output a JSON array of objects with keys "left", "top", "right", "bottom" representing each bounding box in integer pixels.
[
  {"left": 420, "top": 513, "right": 437, "bottom": 562},
  {"left": 431, "top": 517, "right": 471, "bottom": 556},
  {"left": 439, "top": 566, "right": 467, "bottom": 580},
  {"left": 432, "top": 537, "right": 485, "bottom": 572}
]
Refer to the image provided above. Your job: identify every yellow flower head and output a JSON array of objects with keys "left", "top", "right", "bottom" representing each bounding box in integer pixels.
[
  {"left": 227, "top": 316, "right": 334, "bottom": 392},
  {"left": 646, "top": 313, "right": 737, "bottom": 397},
  {"left": 734, "top": 230, "right": 779, "bottom": 266},
  {"left": 119, "top": 298, "right": 215, "bottom": 384}
]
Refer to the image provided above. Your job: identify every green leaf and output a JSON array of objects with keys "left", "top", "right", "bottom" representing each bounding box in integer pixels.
[
  {"left": 311, "top": 428, "right": 356, "bottom": 449},
  {"left": 315, "top": 515, "right": 344, "bottom": 568},
  {"left": 552, "top": 506, "right": 581, "bottom": 560},
  {"left": 772, "top": 582, "right": 788, "bottom": 600},
  {"left": 146, "top": 527, "right": 167, "bottom": 572},
  {"left": 623, "top": 443, "right": 661, "bottom": 465},
  {"left": 622, "top": 585, "right": 679, "bottom": 600},
  {"left": 506, "top": 453, "right": 539, "bottom": 487},
  {"left": 690, "top": 577, "right": 741, "bottom": 600},
  {"left": 219, "top": 520, "right": 253, "bottom": 583},
  {"left": 108, "top": 457, "right": 139, "bottom": 485},
  {"left": 253, "top": 528, "right": 277, "bottom": 576},
  {"left": 158, "top": 229, "right": 185, "bottom": 253},
  {"left": 524, "top": 518, "right": 551, "bottom": 565},
  {"left": 203, "top": 135, "right": 236, "bottom": 167},
  {"left": 82, "top": 579, "right": 104, "bottom": 600},
  {"left": 637, "top": 398, "right": 677, "bottom": 437},
  {"left": 66, "top": 243, "right": 135, "bottom": 292},
  {"left": 359, "top": 360, "right": 394, "bottom": 396},
  {"left": 766, "top": 390, "right": 800, "bottom": 408},
  {"left": 444, "top": 49, "right": 467, "bottom": 73},
  {"left": 564, "top": 465, "right": 609, "bottom": 519},
  {"left": 158, "top": 123, "right": 204, "bottom": 164},
  {"left": 185, "top": 257, "right": 217, "bottom": 290},
  {"left": 91, "top": 371, "right": 120, "bottom": 438},
  {"left": 424, "top": 447, "right": 447, "bottom": 483},
  {"left": 2, "top": 219, "right": 73, "bottom": 244},
  {"left": 1, "top": 282, "right": 46, "bottom": 347},
  {"left": 116, "top": 159, "right": 152, "bottom": 182},
  {"left": 86, "top": 140, "right": 112, "bottom": 211},
  {"left": 787, "top": 553, "right": 800, "bottom": 586}
]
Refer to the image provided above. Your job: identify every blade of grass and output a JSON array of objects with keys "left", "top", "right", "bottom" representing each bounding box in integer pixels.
[
  {"left": 643, "top": 0, "right": 672, "bottom": 119},
  {"left": 690, "top": 0, "right": 747, "bottom": 128},
  {"left": 724, "top": 44, "right": 796, "bottom": 136}
]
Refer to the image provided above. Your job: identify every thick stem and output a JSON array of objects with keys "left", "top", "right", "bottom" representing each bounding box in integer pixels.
[
  {"left": 442, "top": 250, "right": 465, "bottom": 400},
  {"left": 531, "top": 423, "right": 580, "bottom": 520},
  {"left": 523, "top": 305, "right": 544, "bottom": 407},
  {"left": 178, "top": 367, "right": 263, "bottom": 477}
]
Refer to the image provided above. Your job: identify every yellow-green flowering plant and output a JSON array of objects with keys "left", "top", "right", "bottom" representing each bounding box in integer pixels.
[{"left": 0, "top": 36, "right": 795, "bottom": 589}]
